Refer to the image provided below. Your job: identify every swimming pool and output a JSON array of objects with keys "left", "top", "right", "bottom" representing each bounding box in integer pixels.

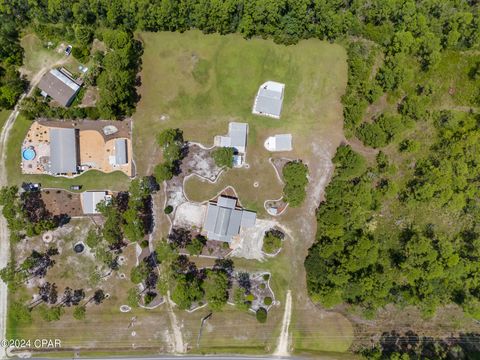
[{"left": 22, "top": 147, "right": 36, "bottom": 161}]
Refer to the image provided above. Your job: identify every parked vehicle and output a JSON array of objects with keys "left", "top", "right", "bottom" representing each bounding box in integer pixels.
[
  {"left": 70, "top": 185, "right": 82, "bottom": 191},
  {"left": 65, "top": 45, "right": 72, "bottom": 56}
]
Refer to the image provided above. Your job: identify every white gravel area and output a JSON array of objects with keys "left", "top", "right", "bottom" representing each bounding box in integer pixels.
[
  {"left": 230, "top": 218, "right": 276, "bottom": 260},
  {"left": 173, "top": 202, "right": 206, "bottom": 229}
]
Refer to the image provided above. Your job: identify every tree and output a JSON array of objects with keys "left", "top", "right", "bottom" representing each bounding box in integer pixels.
[
  {"left": 39, "top": 305, "right": 63, "bottom": 322},
  {"left": 262, "top": 230, "right": 283, "bottom": 254},
  {"left": 256, "top": 307, "right": 268, "bottom": 323},
  {"left": 154, "top": 162, "right": 174, "bottom": 182},
  {"left": 85, "top": 228, "right": 102, "bottom": 248},
  {"left": 127, "top": 288, "right": 140, "bottom": 308},
  {"left": 186, "top": 235, "right": 206, "bottom": 256},
  {"left": 212, "top": 147, "right": 234, "bottom": 168},
  {"left": 203, "top": 270, "right": 229, "bottom": 311},
  {"left": 130, "top": 262, "right": 150, "bottom": 284},
  {"left": 73, "top": 306, "right": 86, "bottom": 320},
  {"left": 282, "top": 161, "right": 309, "bottom": 207},
  {"left": 171, "top": 274, "right": 203, "bottom": 310}
]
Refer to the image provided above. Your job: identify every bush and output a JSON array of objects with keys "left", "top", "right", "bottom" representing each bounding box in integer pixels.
[
  {"left": 212, "top": 147, "right": 234, "bottom": 168},
  {"left": 73, "top": 306, "right": 86, "bottom": 320},
  {"left": 263, "top": 274, "right": 270, "bottom": 281},
  {"left": 259, "top": 283, "right": 266, "bottom": 289},
  {"left": 39, "top": 305, "right": 63, "bottom": 322},
  {"left": 127, "top": 288, "right": 140, "bottom": 308},
  {"left": 164, "top": 205, "right": 173, "bottom": 214},
  {"left": 140, "top": 240, "right": 149, "bottom": 249},
  {"left": 264, "top": 297, "right": 273, "bottom": 306},
  {"left": 256, "top": 307, "right": 268, "bottom": 323},
  {"left": 245, "top": 293, "right": 255, "bottom": 302},
  {"left": 262, "top": 230, "right": 283, "bottom": 254},
  {"left": 154, "top": 162, "right": 174, "bottom": 182},
  {"left": 399, "top": 139, "right": 419, "bottom": 152},
  {"left": 282, "top": 161, "right": 308, "bottom": 207},
  {"left": 144, "top": 292, "right": 156, "bottom": 306}
]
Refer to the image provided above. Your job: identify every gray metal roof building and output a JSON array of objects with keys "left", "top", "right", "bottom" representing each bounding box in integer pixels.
[
  {"left": 114, "top": 138, "right": 128, "bottom": 165},
  {"left": 252, "top": 81, "right": 285, "bottom": 119},
  {"left": 203, "top": 196, "right": 257, "bottom": 242},
  {"left": 49, "top": 128, "right": 79, "bottom": 175},
  {"left": 81, "top": 191, "right": 109, "bottom": 214},
  {"left": 38, "top": 69, "right": 81, "bottom": 107},
  {"left": 217, "top": 122, "right": 248, "bottom": 154},
  {"left": 264, "top": 134, "right": 293, "bottom": 152}
]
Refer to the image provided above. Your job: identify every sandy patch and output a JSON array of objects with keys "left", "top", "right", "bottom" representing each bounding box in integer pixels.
[
  {"left": 230, "top": 218, "right": 276, "bottom": 260},
  {"left": 173, "top": 202, "right": 206, "bottom": 229}
]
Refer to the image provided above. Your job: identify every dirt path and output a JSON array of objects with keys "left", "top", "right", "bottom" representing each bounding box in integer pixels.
[
  {"left": 274, "top": 290, "right": 292, "bottom": 356},
  {"left": 0, "top": 99, "right": 23, "bottom": 359},
  {"left": 166, "top": 291, "right": 186, "bottom": 353},
  {"left": 0, "top": 57, "right": 69, "bottom": 359}
]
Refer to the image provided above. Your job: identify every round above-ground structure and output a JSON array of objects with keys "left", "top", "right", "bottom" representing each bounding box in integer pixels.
[
  {"left": 73, "top": 242, "right": 85, "bottom": 254},
  {"left": 22, "top": 147, "right": 36, "bottom": 161}
]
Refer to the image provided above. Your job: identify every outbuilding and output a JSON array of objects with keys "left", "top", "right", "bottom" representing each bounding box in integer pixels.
[
  {"left": 49, "top": 128, "right": 79, "bottom": 175},
  {"left": 264, "top": 134, "right": 293, "bottom": 152},
  {"left": 203, "top": 196, "right": 256, "bottom": 242},
  {"left": 38, "top": 68, "right": 82, "bottom": 107},
  {"left": 252, "top": 81, "right": 285, "bottom": 119},
  {"left": 81, "top": 191, "right": 112, "bottom": 214}
]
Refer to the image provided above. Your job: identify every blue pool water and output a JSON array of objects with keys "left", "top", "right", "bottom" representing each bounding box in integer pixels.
[{"left": 22, "top": 148, "right": 36, "bottom": 161}]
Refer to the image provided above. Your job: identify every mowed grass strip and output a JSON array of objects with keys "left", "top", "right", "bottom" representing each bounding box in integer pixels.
[
  {"left": 134, "top": 30, "right": 347, "bottom": 213},
  {"left": 0, "top": 110, "right": 10, "bottom": 131},
  {"left": 5, "top": 115, "right": 130, "bottom": 191}
]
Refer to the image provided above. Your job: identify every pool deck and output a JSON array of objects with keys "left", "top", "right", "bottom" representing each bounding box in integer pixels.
[{"left": 21, "top": 120, "right": 134, "bottom": 177}]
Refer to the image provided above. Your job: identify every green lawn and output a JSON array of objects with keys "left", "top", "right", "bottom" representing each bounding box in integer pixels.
[
  {"left": 5, "top": 115, "right": 130, "bottom": 191},
  {"left": 0, "top": 110, "right": 10, "bottom": 131},
  {"left": 20, "top": 33, "right": 82, "bottom": 80},
  {"left": 135, "top": 30, "right": 347, "bottom": 212}
]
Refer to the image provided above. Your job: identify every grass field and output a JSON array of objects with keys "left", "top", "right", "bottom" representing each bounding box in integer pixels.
[
  {"left": 0, "top": 110, "right": 10, "bottom": 131},
  {"left": 19, "top": 33, "right": 81, "bottom": 80},
  {"left": 135, "top": 31, "right": 348, "bottom": 213},
  {"left": 5, "top": 115, "right": 130, "bottom": 191}
]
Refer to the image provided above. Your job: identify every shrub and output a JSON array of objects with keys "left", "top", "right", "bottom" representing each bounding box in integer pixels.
[
  {"left": 212, "top": 147, "right": 234, "bottom": 168},
  {"left": 282, "top": 161, "right": 308, "bottom": 207},
  {"left": 256, "top": 307, "right": 268, "bottom": 323},
  {"left": 73, "top": 306, "right": 86, "bottom": 320},
  {"left": 264, "top": 297, "right": 273, "bottom": 306},
  {"left": 245, "top": 293, "right": 255, "bottom": 302},
  {"left": 127, "top": 288, "right": 140, "bottom": 308},
  {"left": 262, "top": 230, "right": 283, "bottom": 254},
  {"left": 164, "top": 205, "right": 173, "bottom": 214},
  {"left": 263, "top": 274, "right": 270, "bottom": 281},
  {"left": 154, "top": 162, "right": 174, "bottom": 182},
  {"left": 144, "top": 292, "right": 156, "bottom": 305},
  {"left": 259, "top": 283, "right": 266, "bottom": 289},
  {"left": 39, "top": 305, "right": 63, "bottom": 322},
  {"left": 140, "top": 240, "right": 149, "bottom": 249}
]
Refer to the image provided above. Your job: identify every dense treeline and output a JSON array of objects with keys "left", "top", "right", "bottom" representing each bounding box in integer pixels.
[
  {"left": 0, "top": 0, "right": 478, "bottom": 116},
  {"left": 0, "top": 16, "right": 26, "bottom": 109},
  {"left": 306, "top": 110, "right": 480, "bottom": 317}
]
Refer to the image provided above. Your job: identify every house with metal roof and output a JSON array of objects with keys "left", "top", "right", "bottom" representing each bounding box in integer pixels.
[
  {"left": 203, "top": 196, "right": 257, "bottom": 242},
  {"left": 216, "top": 122, "right": 248, "bottom": 154},
  {"left": 264, "top": 134, "right": 293, "bottom": 152},
  {"left": 38, "top": 68, "right": 82, "bottom": 107},
  {"left": 80, "top": 191, "right": 112, "bottom": 214},
  {"left": 252, "top": 81, "right": 285, "bottom": 119},
  {"left": 49, "top": 128, "right": 79, "bottom": 175},
  {"left": 109, "top": 138, "right": 128, "bottom": 166}
]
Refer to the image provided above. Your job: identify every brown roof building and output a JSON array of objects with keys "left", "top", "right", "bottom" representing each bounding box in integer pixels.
[{"left": 38, "top": 68, "right": 82, "bottom": 107}]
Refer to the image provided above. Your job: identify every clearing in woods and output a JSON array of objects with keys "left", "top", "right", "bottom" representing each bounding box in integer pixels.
[{"left": 8, "top": 30, "right": 353, "bottom": 357}]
